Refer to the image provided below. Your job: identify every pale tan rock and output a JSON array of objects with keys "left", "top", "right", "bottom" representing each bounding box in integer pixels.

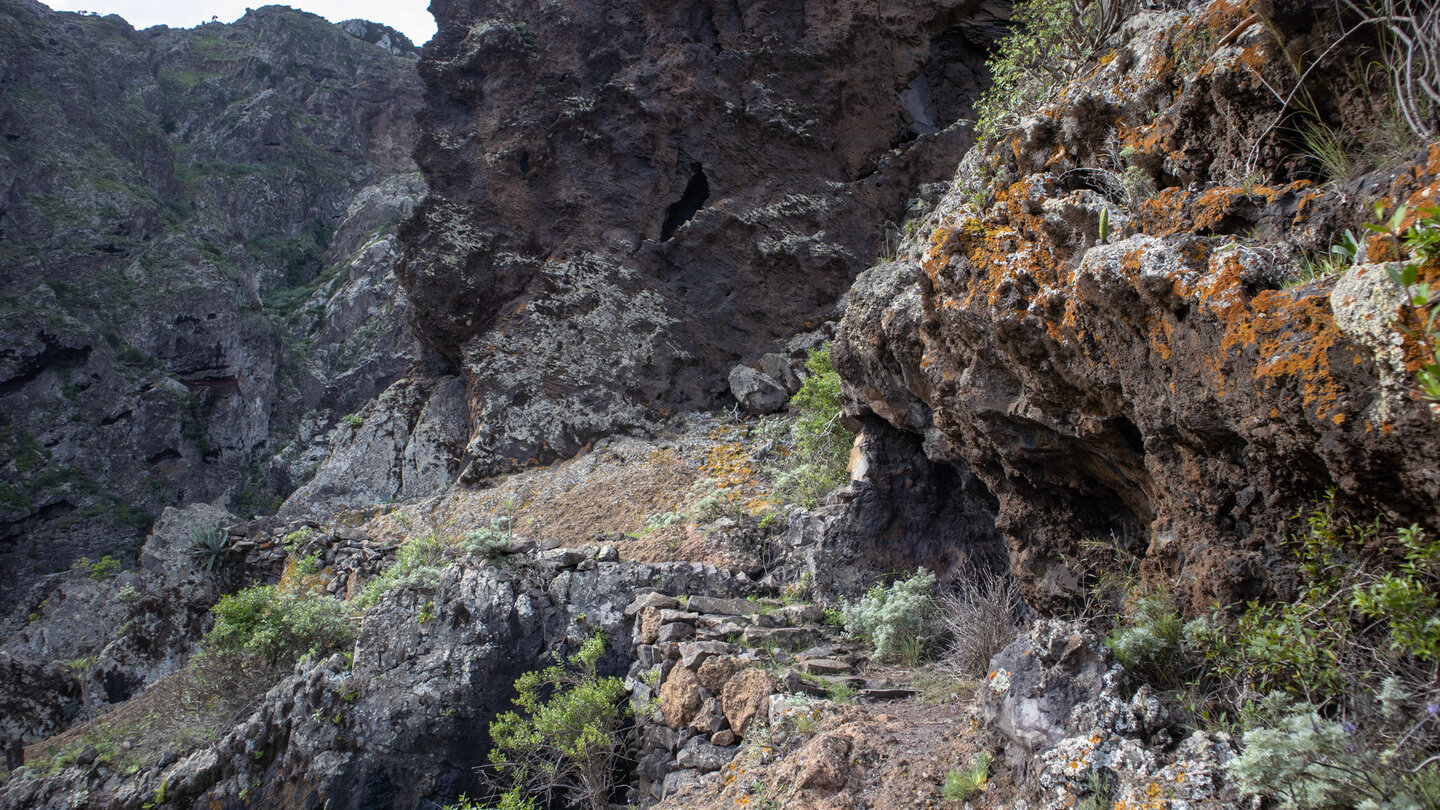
[
  {"left": 721, "top": 668, "right": 776, "bottom": 738},
  {"left": 659, "top": 664, "right": 705, "bottom": 730}
]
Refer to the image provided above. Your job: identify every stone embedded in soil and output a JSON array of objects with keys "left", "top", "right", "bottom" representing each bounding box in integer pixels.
[
  {"left": 742, "top": 625, "right": 821, "bottom": 649},
  {"left": 857, "top": 687, "right": 918, "bottom": 702},
  {"left": 679, "top": 641, "right": 731, "bottom": 670},
  {"left": 676, "top": 738, "right": 737, "bottom": 773},
  {"left": 686, "top": 596, "right": 767, "bottom": 616},
  {"left": 798, "top": 658, "right": 855, "bottom": 676},
  {"left": 656, "top": 622, "right": 696, "bottom": 643}
]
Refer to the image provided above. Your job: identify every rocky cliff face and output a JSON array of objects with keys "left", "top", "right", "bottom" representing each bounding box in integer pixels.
[
  {"left": 400, "top": 0, "right": 1008, "bottom": 478},
  {"left": 0, "top": 0, "right": 424, "bottom": 601},
  {"left": 834, "top": 0, "right": 1440, "bottom": 611}
]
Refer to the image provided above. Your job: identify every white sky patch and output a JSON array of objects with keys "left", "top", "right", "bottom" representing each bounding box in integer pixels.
[{"left": 38, "top": 0, "right": 436, "bottom": 46}]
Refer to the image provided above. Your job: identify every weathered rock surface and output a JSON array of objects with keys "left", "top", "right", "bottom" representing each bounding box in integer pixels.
[
  {"left": 278, "top": 373, "right": 470, "bottom": 519},
  {"left": 0, "top": 0, "right": 423, "bottom": 602},
  {"left": 0, "top": 504, "right": 243, "bottom": 747},
  {"left": 0, "top": 558, "right": 756, "bottom": 810},
  {"left": 982, "top": 620, "right": 1238, "bottom": 809},
  {"left": 401, "top": 0, "right": 1008, "bottom": 478},
  {"left": 835, "top": 0, "right": 1440, "bottom": 610}
]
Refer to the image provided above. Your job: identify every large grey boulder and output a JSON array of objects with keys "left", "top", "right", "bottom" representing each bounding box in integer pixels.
[
  {"left": 980, "top": 619, "right": 1110, "bottom": 766},
  {"left": 729, "top": 366, "right": 789, "bottom": 414}
]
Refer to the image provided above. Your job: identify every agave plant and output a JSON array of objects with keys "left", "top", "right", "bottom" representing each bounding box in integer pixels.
[{"left": 189, "top": 526, "right": 232, "bottom": 571}]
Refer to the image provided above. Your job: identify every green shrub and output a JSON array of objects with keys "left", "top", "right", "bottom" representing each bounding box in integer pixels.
[
  {"left": 1384, "top": 205, "right": 1440, "bottom": 406},
  {"left": 201, "top": 585, "right": 354, "bottom": 667},
  {"left": 462, "top": 518, "right": 512, "bottom": 561},
  {"left": 942, "top": 751, "right": 993, "bottom": 801},
  {"left": 354, "top": 531, "right": 449, "bottom": 610},
  {"left": 1163, "top": 494, "right": 1440, "bottom": 804},
  {"left": 1105, "top": 591, "right": 1187, "bottom": 685},
  {"left": 72, "top": 553, "right": 123, "bottom": 581},
  {"left": 487, "top": 634, "right": 628, "bottom": 810},
  {"left": 772, "top": 344, "right": 855, "bottom": 508},
  {"left": 1224, "top": 701, "right": 1368, "bottom": 810},
  {"left": 343, "top": 413, "right": 364, "bottom": 428},
  {"left": 976, "top": 0, "right": 1129, "bottom": 141},
  {"left": 842, "top": 568, "right": 943, "bottom": 664}
]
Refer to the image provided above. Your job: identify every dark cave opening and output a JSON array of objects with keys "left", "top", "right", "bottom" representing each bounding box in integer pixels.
[{"left": 660, "top": 164, "right": 709, "bottom": 242}]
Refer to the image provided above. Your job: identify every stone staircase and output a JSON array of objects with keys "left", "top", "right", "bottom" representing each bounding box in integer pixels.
[{"left": 623, "top": 590, "right": 870, "bottom": 803}]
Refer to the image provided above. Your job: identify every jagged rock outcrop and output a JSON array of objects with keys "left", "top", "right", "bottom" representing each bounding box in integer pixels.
[
  {"left": 835, "top": 0, "right": 1440, "bottom": 610},
  {"left": 0, "top": 554, "right": 757, "bottom": 810},
  {"left": 0, "top": 504, "right": 245, "bottom": 747},
  {"left": 400, "top": 0, "right": 1009, "bottom": 478},
  {"left": 0, "top": 0, "right": 424, "bottom": 602},
  {"left": 982, "top": 620, "right": 1237, "bottom": 809},
  {"left": 278, "top": 373, "right": 470, "bottom": 519}
]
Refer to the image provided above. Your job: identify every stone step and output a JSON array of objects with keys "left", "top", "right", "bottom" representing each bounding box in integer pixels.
[
  {"left": 685, "top": 595, "right": 777, "bottom": 616},
  {"left": 741, "top": 625, "right": 824, "bottom": 650}
]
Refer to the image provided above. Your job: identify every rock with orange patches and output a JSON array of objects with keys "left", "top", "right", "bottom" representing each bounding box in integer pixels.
[{"left": 839, "top": 166, "right": 1440, "bottom": 613}]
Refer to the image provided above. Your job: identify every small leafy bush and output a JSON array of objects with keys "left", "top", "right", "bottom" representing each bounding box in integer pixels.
[
  {"left": 201, "top": 585, "right": 354, "bottom": 667},
  {"left": 343, "top": 413, "right": 364, "bottom": 428},
  {"left": 486, "top": 634, "right": 628, "bottom": 810},
  {"left": 1224, "top": 701, "right": 1373, "bottom": 810},
  {"left": 976, "top": 0, "right": 1130, "bottom": 141},
  {"left": 462, "top": 518, "right": 512, "bottom": 561},
  {"left": 843, "top": 568, "right": 943, "bottom": 664},
  {"left": 1162, "top": 494, "right": 1440, "bottom": 805},
  {"left": 72, "top": 553, "right": 123, "bottom": 581},
  {"left": 354, "top": 531, "right": 449, "bottom": 610},
  {"left": 1383, "top": 205, "right": 1440, "bottom": 406},
  {"left": 189, "top": 584, "right": 355, "bottom": 719},
  {"left": 771, "top": 344, "right": 855, "bottom": 508},
  {"left": 1105, "top": 591, "right": 1190, "bottom": 686}
]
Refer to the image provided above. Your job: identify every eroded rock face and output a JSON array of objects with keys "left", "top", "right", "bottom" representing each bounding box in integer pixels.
[
  {"left": 835, "top": 0, "right": 1440, "bottom": 611},
  {"left": 278, "top": 373, "right": 471, "bottom": 520},
  {"left": 0, "top": 0, "right": 423, "bottom": 602},
  {"left": 0, "top": 557, "right": 756, "bottom": 810},
  {"left": 0, "top": 504, "right": 241, "bottom": 749},
  {"left": 401, "top": 0, "right": 1008, "bottom": 477},
  {"left": 982, "top": 620, "right": 1238, "bottom": 809}
]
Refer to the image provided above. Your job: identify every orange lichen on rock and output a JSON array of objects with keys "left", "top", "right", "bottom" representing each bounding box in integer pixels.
[
  {"left": 1214, "top": 286, "right": 1357, "bottom": 423},
  {"left": 947, "top": 182, "right": 1068, "bottom": 312},
  {"left": 1197, "top": 0, "right": 1257, "bottom": 37}
]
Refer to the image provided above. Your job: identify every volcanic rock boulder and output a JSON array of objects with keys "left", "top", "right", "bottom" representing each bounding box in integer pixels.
[{"left": 401, "top": 0, "right": 1009, "bottom": 478}]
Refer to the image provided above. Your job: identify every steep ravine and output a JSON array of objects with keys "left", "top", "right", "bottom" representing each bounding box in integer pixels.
[{"left": 0, "top": 0, "right": 426, "bottom": 602}]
